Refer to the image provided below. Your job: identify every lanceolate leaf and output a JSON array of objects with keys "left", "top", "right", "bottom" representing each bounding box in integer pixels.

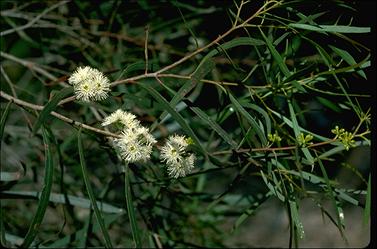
[
  {"left": 198, "top": 37, "right": 264, "bottom": 69},
  {"left": 124, "top": 166, "right": 141, "bottom": 248},
  {"left": 77, "top": 129, "right": 113, "bottom": 248},
  {"left": 0, "top": 100, "right": 12, "bottom": 141},
  {"left": 191, "top": 107, "right": 238, "bottom": 149},
  {"left": 139, "top": 83, "right": 207, "bottom": 155},
  {"left": 21, "top": 127, "right": 54, "bottom": 248},
  {"left": 289, "top": 23, "right": 371, "bottom": 33},
  {"left": 32, "top": 87, "right": 73, "bottom": 134},
  {"left": 229, "top": 93, "right": 267, "bottom": 146},
  {"left": 259, "top": 28, "right": 306, "bottom": 92},
  {"left": 1, "top": 191, "right": 124, "bottom": 214},
  {"left": 329, "top": 45, "right": 367, "bottom": 79}
]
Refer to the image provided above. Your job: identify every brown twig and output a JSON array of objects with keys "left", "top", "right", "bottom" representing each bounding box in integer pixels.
[
  {"left": 211, "top": 138, "right": 337, "bottom": 155},
  {"left": 0, "top": 91, "right": 121, "bottom": 138}
]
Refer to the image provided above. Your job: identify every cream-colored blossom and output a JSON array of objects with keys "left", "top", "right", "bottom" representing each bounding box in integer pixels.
[
  {"left": 68, "top": 66, "right": 94, "bottom": 85},
  {"left": 101, "top": 109, "right": 140, "bottom": 130},
  {"left": 113, "top": 125, "right": 156, "bottom": 163},
  {"left": 69, "top": 66, "right": 110, "bottom": 102},
  {"left": 160, "top": 134, "right": 195, "bottom": 178},
  {"left": 166, "top": 154, "right": 195, "bottom": 179}
]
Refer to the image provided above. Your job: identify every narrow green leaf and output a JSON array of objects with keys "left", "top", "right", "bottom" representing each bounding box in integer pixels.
[
  {"left": 151, "top": 59, "right": 214, "bottom": 131},
  {"left": 150, "top": 80, "right": 195, "bottom": 131},
  {"left": 259, "top": 28, "right": 290, "bottom": 77},
  {"left": 191, "top": 107, "right": 237, "bottom": 149},
  {"left": 198, "top": 37, "right": 264, "bottom": 69},
  {"left": 289, "top": 200, "right": 305, "bottom": 239},
  {"left": 259, "top": 28, "right": 306, "bottom": 92},
  {"left": 21, "top": 127, "right": 54, "bottom": 248},
  {"left": 45, "top": 214, "right": 120, "bottom": 248},
  {"left": 0, "top": 100, "right": 12, "bottom": 141},
  {"left": 32, "top": 87, "right": 73, "bottom": 134},
  {"left": 316, "top": 97, "right": 342, "bottom": 113},
  {"left": 269, "top": 107, "right": 329, "bottom": 141},
  {"left": 260, "top": 171, "right": 285, "bottom": 202},
  {"left": 334, "top": 189, "right": 359, "bottom": 206},
  {"left": 363, "top": 174, "right": 371, "bottom": 226},
  {"left": 232, "top": 194, "right": 269, "bottom": 232},
  {"left": 117, "top": 61, "right": 157, "bottom": 79},
  {"left": 283, "top": 63, "right": 317, "bottom": 84},
  {"left": 316, "top": 155, "right": 347, "bottom": 240},
  {"left": 329, "top": 45, "right": 367, "bottom": 79},
  {"left": 191, "top": 58, "right": 215, "bottom": 82},
  {"left": 288, "top": 100, "right": 314, "bottom": 165},
  {"left": 289, "top": 23, "right": 371, "bottom": 33},
  {"left": 318, "top": 140, "right": 368, "bottom": 159},
  {"left": 1, "top": 190, "right": 124, "bottom": 214},
  {"left": 241, "top": 102, "right": 272, "bottom": 135},
  {"left": 139, "top": 83, "right": 206, "bottom": 155},
  {"left": 124, "top": 166, "right": 142, "bottom": 248},
  {"left": 229, "top": 93, "right": 267, "bottom": 146},
  {"left": 77, "top": 128, "right": 113, "bottom": 248},
  {"left": 0, "top": 202, "right": 6, "bottom": 247}
]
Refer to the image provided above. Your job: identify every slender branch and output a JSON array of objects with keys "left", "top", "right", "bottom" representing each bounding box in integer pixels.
[
  {"left": 0, "top": 51, "right": 58, "bottom": 81},
  {"left": 0, "top": 91, "right": 120, "bottom": 138},
  {"left": 144, "top": 25, "right": 149, "bottom": 75},
  {"left": 2, "top": 1, "right": 280, "bottom": 108},
  {"left": 154, "top": 0, "right": 280, "bottom": 75},
  {"left": 211, "top": 138, "right": 337, "bottom": 155},
  {"left": 0, "top": 1, "right": 70, "bottom": 36},
  {"left": 0, "top": 66, "right": 33, "bottom": 128}
]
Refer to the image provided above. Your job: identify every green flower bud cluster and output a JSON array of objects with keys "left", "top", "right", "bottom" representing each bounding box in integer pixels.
[
  {"left": 268, "top": 132, "right": 282, "bottom": 144},
  {"left": 297, "top": 133, "right": 313, "bottom": 147},
  {"left": 331, "top": 126, "right": 356, "bottom": 151}
]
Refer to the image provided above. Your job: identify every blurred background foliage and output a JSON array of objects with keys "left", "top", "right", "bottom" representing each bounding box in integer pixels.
[{"left": 0, "top": 0, "right": 373, "bottom": 248}]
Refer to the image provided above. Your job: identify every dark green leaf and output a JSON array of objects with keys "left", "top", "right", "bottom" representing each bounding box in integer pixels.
[
  {"left": 363, "top": 174, "right": 371, "bottom": 225},
  {"left": 316, "top": 155, "right": 347, "bottom": 240},
  {"left": 229, "top": 93, "right": 267, "bottom": 146},
  {"left": 77, "top": 128, "right": 113, "bottom": 248},
  {"left": 0, "top": 100, "right": 12, "bottom": 141},
  {"left": 32, "top": 87, "right": 73, "bottom": 134},
  {"left": 289, "top": 23, "right": 371, "bottom": 33},
  {"left": 191, "top": 107, "right": 237, "bottom": 149},
  {"left": 21, "top": 127, "right": 54, "bottom": 248},
  {"left": 316, "top": 96, "right": 342, "bottom": 113},
  {"left": 199, "top": 37, "right": 264, "bottom": 69},
  {"left": 124, "top": 166, "right": 142, "bottom": 248},
  {"left": 139, "top": 83, "right": 207, "bottom": 155},
  {"left": 259, "top": 28, "right": 306, "bottom": 92},
  {"left": 329, "top": 45, "right": 367, "bottom": 79},
  {"left": 1, "top": 190, "right": 124, "bottom": 214}
]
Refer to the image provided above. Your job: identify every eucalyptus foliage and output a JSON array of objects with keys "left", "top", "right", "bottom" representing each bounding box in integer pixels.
[{"left": 0, "top": 0, "right": 372, "bottom": 248}]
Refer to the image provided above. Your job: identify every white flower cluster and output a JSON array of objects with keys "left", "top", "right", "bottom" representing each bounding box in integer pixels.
[
  {"left": 68, "top": 66, "right": 110, "bottom": 102},
  {"left": 102, "top": 110, "right": 196, "bottom": 177},
  {"left": 160, "top": 134, "right": 195, "bottom": 178},
  {"left": 102, "top": 109, "right": 156, "bottom": 163},
  {"left": 101, "top": 109, "right": 139, "bottom": 130}
]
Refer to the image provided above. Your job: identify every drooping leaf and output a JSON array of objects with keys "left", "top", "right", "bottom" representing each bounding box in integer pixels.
[
  {"left": 139, "top": 83, "right": 207, "bottom": 155},
  {"left": 77, "top": 128, "right": 113, "bottom": 248},
  {"left": 21, "top": 127, "right": 54, "bottom": 248},
  {"left": 0, "top": 100, "right": 12, "bottom": 141},
  {"left": 32, "top": 87, "right": 73, "bottom": 134},
  {"left": 289, "top": 23, "right": 371, "bottom": 33}
]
